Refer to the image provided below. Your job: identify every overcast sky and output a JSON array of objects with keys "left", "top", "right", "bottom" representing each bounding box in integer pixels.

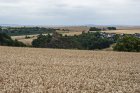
[{"left": 0, "top": 0, "right": 140, "bottom": 25}]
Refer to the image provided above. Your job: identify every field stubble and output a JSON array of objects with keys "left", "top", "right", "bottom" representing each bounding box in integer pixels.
[
  {"left": 0, "top": 46, "right": 140, "bottom": 93},
  {"left": 102, "top": 29, "right": 140, "bottom": 34}
]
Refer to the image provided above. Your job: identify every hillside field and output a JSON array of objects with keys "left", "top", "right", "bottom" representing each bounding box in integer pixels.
[
  {"left": 12, "top": 35, "right": 37, "bottom": 45},
  {"left": 102, "top": 29, "right": 140, "bottom": 34},
  {"left": 0, "top": 46, "right": 140, "bottom": 93}
]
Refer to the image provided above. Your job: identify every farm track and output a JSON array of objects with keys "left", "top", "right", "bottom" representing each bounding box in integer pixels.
[{"left": 0, "top": 46, "right": 140, "bottom": 93}]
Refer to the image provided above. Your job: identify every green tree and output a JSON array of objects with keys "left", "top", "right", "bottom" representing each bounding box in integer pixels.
[
  {"left": 107, "top": 27, "right": 117, "bottom": 30},
  {"left": 113, "top": 35, "right": 140, "bottom": 52},
  {"left": 89, "top": 27, "right": 101, "bottom": 31},
  {"left": 0, "top": 26, "right": 2, "bottom": 32},
  {"left": 32, "top": 32, "right": 114, "bottom": 50},
  {"left": 0, "top": 33, "right": 26, "bottom": 47}
]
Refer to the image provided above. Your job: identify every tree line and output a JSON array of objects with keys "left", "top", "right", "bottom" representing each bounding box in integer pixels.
[
  {"left": 32, "top": 32, "right": 114, "bottom": 50},
  {"left": 32, "top": 32, "right": 140, "bottom": 52},
  {"left": 0, "top": 26, "right": 57, "bottom": 36},
  {"left": 89, "top": 27, "right": 117, "bottom": 31}
]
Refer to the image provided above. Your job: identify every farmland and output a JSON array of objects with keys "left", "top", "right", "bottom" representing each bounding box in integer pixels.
[
  {"left": 12, "top": 35, "right": 38, "bottom": 45},
  {"left": 0, "top": 46, "right": 140, "bottom": 93},
  {"left": 10, "top": 26, "right": 140, "bottom": 46},
  {"left": 102, "top": 29, "right": 140, "bottom": 34}
]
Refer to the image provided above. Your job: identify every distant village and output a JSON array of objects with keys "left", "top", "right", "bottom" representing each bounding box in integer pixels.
[
  {"left": 89, "top": 27, "right": 140, "bottom": 39},
  {"left": 100, "top": 32, "right": 140, "bottom": 38}
]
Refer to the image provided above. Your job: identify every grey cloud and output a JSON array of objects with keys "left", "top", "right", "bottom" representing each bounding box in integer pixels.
[{"left": 0, "top": 0, "right": 140, "bottom": 25}]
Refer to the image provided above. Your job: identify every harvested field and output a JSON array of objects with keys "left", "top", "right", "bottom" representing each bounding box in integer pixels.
[
  {"left": 11, "top": 35, "right": 38, "bottom": 40},
  {"left": 102, "top": 29, "right": 140, "bottom": 34},
  {"left": 12, "top": 35, "right": 37, "bottom": 45},
  {"left": 18, "top": 38, "right": 37, "bottom": 45},
  {"left": 57, "top": 31, "right": 82, "bottom": 36},
  {"left": 0, "top": 46, "right": 140, "bottom": 93}
]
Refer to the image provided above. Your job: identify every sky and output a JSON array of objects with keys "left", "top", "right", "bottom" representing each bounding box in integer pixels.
[{"left": 0, "top": 0, "right": 140, "bottom": 26}]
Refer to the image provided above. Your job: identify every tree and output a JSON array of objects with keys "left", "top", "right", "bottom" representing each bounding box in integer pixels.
[
  {"left": 0, "top": 26, "right": 2, "bottom": 32},
  {"left": 107, "top": 27, "right": 117, "bottom": 30},
  {"left": 89, "top": 27, "right": 101, "bottom": 31},
  {"left": 1, "top": 27, "right": 56, "bottom": 36},
  {"left": 113, "top": 35, "right": 140, "bottom": 52},
  {"left": 32, "top": 34, "right": 52, "bottom": 47},
  {"left": 32, "top": 31, "right": 114, "bottom": 50},
  {"left": 0, "top": 33, "right": 26, "bottom": 47}
]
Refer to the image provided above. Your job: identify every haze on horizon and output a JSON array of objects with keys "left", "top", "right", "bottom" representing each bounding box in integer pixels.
[{"left": 0, "top": 0, "right": 140, "bottom": 26}]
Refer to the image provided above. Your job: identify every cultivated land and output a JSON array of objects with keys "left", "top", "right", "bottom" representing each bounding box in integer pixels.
[
  {"left": 0, "top": 46, "right": 140, "bottom": 93},
  {"left": 12, "top": 35, "right": 37, "bottom": 45},
  {"left": 102, "top": 29, "right": 140, "bottom": 34}
]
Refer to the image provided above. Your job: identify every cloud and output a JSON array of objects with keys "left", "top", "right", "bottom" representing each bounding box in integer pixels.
[{"left": 0, "top": 0, "right": 140, "bottom": 25}]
